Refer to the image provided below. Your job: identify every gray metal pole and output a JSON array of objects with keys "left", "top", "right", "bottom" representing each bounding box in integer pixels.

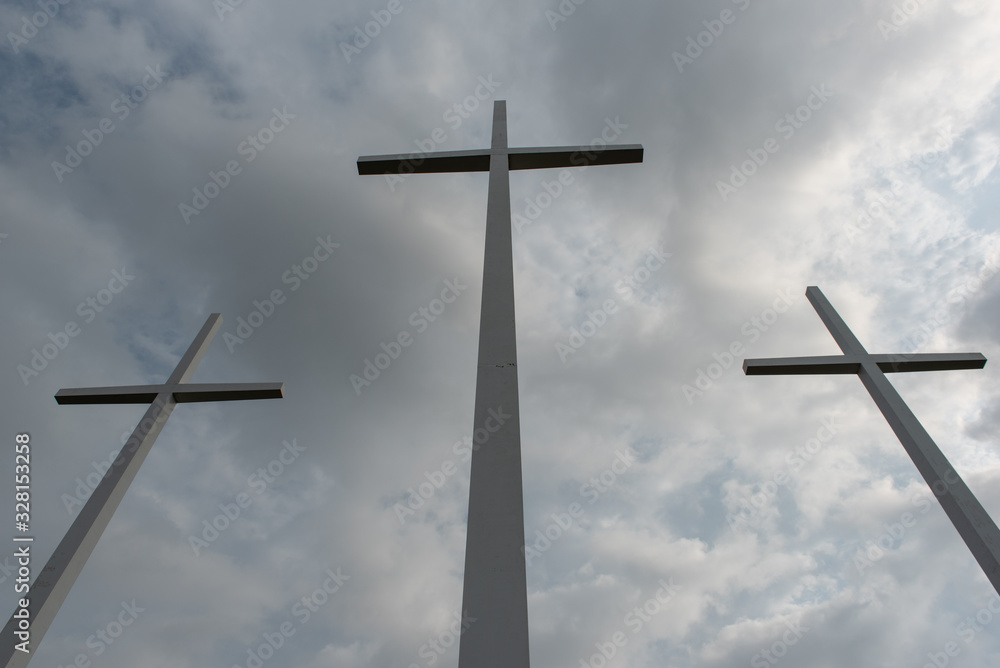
[
  {"left": 1, "top": 314, "right": 283, "bottom": 668},
  {"left": 456, "top": 100, "right": 530, "bottom": 668},
  {"left": 858, "top": 347, "right": 1000, "bottom": 592},
  {"left": 744, "top": 286, "right": 1000, "bottom": 593},
  {"left": 811, "top": 286, "right": 1000, "bottom": 592}
]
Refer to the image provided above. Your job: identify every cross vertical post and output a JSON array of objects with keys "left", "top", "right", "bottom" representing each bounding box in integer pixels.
[
  {"left": 744, "top": 286, "right": 999, "bottom": 592},
  {"left": 1, "top": 314, "right": 283, "bottom": 668},
  {"left": 459, "top": 101, "right": 529, "bottom": 666},
  {"left": 358, "top": 100, "right": 642, "bottom": 668}
]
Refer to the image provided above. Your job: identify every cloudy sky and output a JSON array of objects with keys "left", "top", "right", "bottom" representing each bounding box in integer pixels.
[{"left": 3, "top": 0, "right": 1000, "bottom": 666}]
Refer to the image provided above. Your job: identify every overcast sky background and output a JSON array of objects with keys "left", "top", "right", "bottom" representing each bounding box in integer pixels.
[{"left": 2, "top": 0, "right": 1000, "bottom": 666}]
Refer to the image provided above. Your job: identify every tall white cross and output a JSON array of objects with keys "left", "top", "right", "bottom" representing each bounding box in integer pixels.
[
  {"left": 359, "top": 100, "right": 642, "bottom": 667},
  {"left": 744, "top": 286, "right": 999, "bottom": 592},
  {"left": 1, "top": 314, "right": 283, "bottom": 668}
]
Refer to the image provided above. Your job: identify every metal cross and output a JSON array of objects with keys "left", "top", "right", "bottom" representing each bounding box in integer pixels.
[
  {"left": 1, "top": 313, "right": 283, "bottom": 668},
  {"left": 359, "top": 100, "right": 642, "bottom": 668},
  {"left": 743, "top": 286, "right": 999, "bottom": 593}
]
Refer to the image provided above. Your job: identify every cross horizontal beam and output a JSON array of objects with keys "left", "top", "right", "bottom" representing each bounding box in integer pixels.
[
  {"left": 508, "top": 145, "right": 644, "bottom": 170},
  {"left": 357, "top": 144, "right": 643, "bottom": 175},
  {"left": 55, "top": 382, "right": 285, "bottom": 404},
  {"left": 744, "top": 352, "right": 987, "bottom": 375}
]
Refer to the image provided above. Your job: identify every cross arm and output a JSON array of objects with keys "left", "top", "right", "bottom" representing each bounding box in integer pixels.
[
  {"left": 357, "top": 145, "right": 643, "bottom": 175},
  {"left": 56, "top": 382, "right": 285, "bottom": 405},
  {"left": 870, "top": 352, "right": 986, "bottom": 373},
  {"left": 358, "top": 149, "right": 491, "bottom": 175},
  {"left": 507, "top": 144, "right": 643, "bottom": 170},
  {"left": 56, "top": 385, "right": 169, "bottom": 404},
  {"left": 743, "top": 355, "right": 862, "bottom": 375},
  {"left": 744, "top": 352, "right": 986, "bottom": 375},
  {"left": 174, "top": 382, "right": 284, "bottom": 402}
]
